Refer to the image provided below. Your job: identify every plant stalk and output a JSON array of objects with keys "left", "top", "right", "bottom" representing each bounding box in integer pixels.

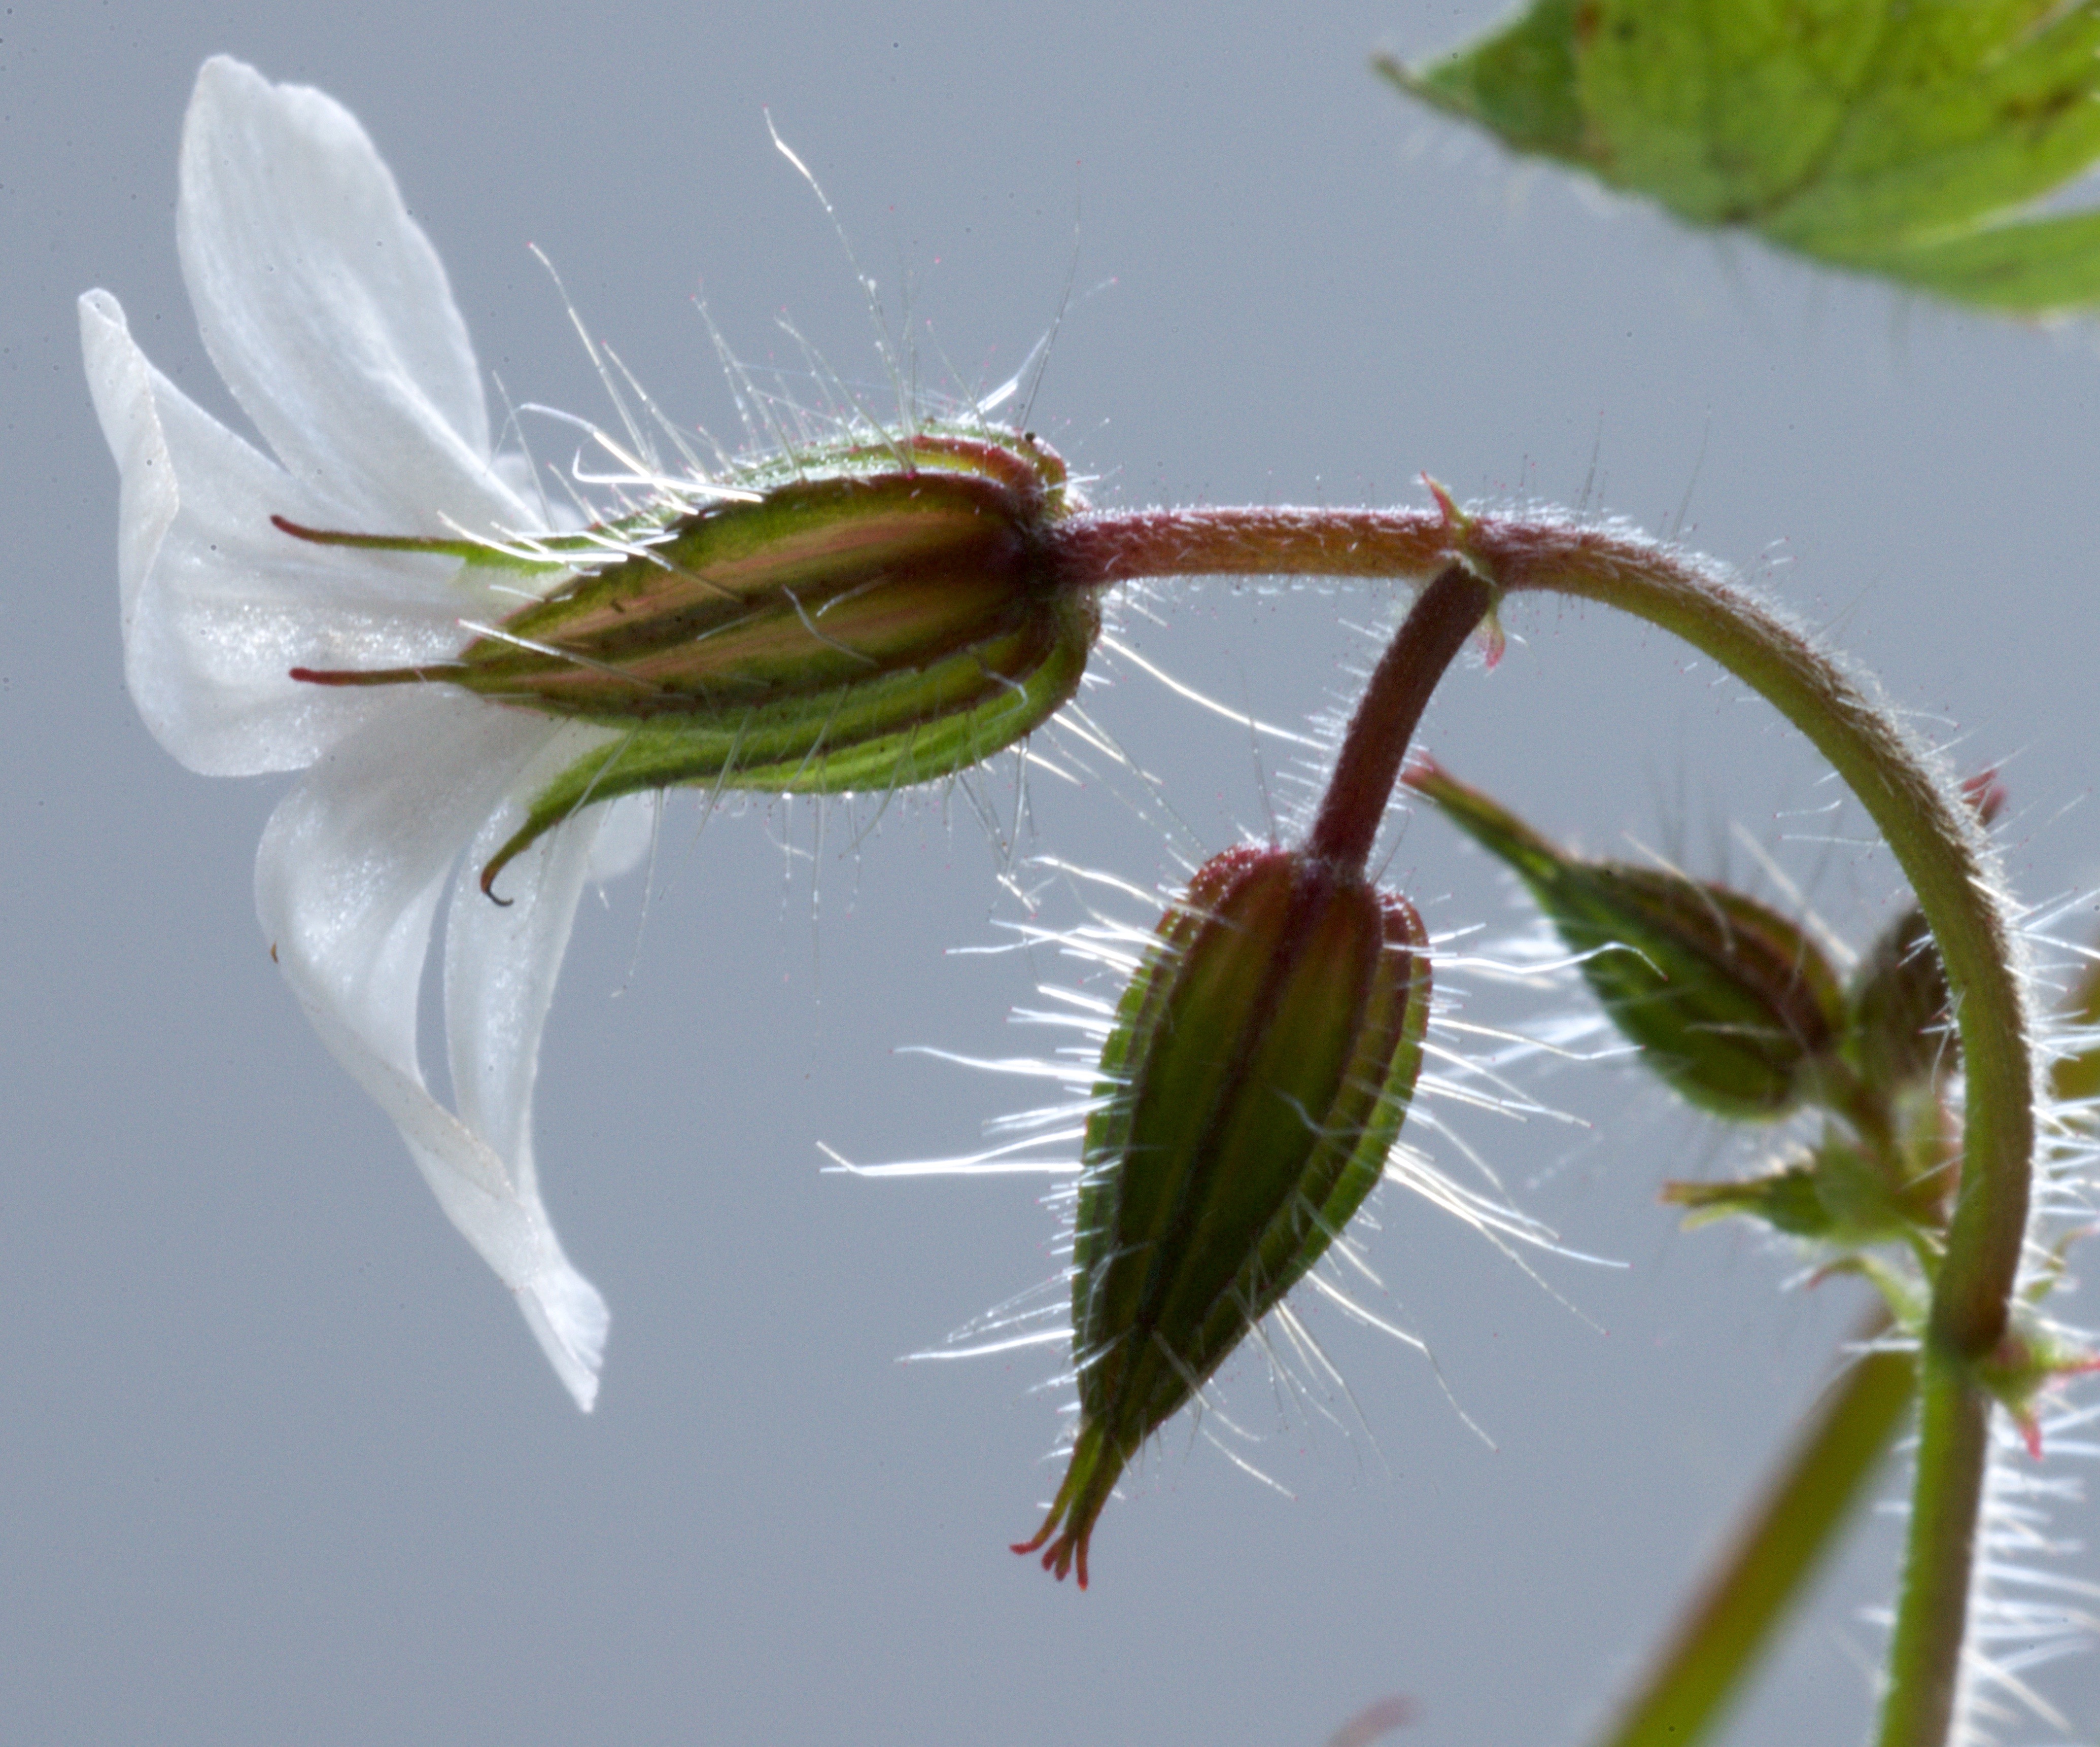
[
  {"left": 1055, "top": 503, "right": 2035, "bottom": 1747},
  {"left": 1309, "top": 561, "right": 1492, "bottom": 870},
  {"left": 1589, "top": 1320, "right": 1914, "bottom": 1747}
]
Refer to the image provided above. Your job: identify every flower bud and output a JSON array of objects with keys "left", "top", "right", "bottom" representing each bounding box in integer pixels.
[
  {"left": 1405, "top": 760, "right": 1844, "bottom": 1120},
  {"left": 1663, "top": 1127, "right": 1941, "bottom": 1246},
  {"left": 1015, "top": 846, "right": 1432, "bottom": 1585},
  {"left": 289, "top": 429, "right": 1096, "bottom": 894},
  {"left": 2051, "top": 948, "right": 2100, "bottom": 1106},
  {"left": 1843, "top": 907, "right": 1954, "bottom": 1094},
  {"left": 1841, "top": 770, "right": 2002, "bottom": 1096}
]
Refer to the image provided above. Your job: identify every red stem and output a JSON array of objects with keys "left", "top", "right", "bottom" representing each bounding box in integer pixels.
[
  {"left": 1052, "top": 506, "right": 1447, "bottom": 592},
  {"left": 1307, "top": 563, "right": 1491, "bottom": 871}
]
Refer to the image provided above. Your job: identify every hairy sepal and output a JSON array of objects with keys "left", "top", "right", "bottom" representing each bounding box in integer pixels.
[
  {"left": 298, "top": 430, "right": 1098, "bottom": 894},
  {"left": 1020, "top": 846, "right": 1432, "bottom": 1584},
  {"left": 1407, "top": 759, "right": 1844, "bottom": 1120}
]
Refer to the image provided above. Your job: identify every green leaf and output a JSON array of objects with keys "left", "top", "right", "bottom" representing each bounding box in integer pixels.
[
  {"left": 1379, "top": 0, "right": 2100, "bottom": 316},
  {"left": 1400, "top": 0, "right": 1590, "bottom": 160}
]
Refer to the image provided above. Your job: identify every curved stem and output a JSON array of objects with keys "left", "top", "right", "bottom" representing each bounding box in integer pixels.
[
  {"left": 1478, "top": 528, "right": 2020, "bottom": 1747},
  {"left": 1053, "top": 504, "right": 2037, "bottom": 1747},
  {"left": 1309, "top": 562, "right": 1491, "bottom": 870},
  {"left": 1469, "top": 526, "right": 2033, "bottom": 1344}
]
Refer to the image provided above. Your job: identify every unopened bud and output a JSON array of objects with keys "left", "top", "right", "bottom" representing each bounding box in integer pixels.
[
  {"left": 1015, "top": 846, "right": 1432, "bottom": 1585},
  {"left": 288, "top": 429, "right": 1096, "bottom": 894},
  {"left": 1406, "top": 760, "right": 1844, "bottom": 1120},
  {"left": 1664, "top": 1126, "right": 1944, "bottom": 1246},
  {"left": 1841, "top": 771, "right": 2004, "bottom": 1096},
  {"left": 1844, "top": 908, "right": 1954, "bottom": 1093}
]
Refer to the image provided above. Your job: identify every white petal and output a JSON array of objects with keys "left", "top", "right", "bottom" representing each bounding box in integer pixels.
[
  {"left": 82, "top": 289, "right": 476, "bottom": 775},
  {"left": 256, "top": 689, "right": 622, "bottom": 1409},
  {"left": 447, "top": 776, "right": 655, "bottom": 1168},
  {"left": 443, "top": 755, "right": 656, "bottom": 1395},
  {"left": 177, "top": 57, "right": 527, "bottom": 535},
  {"left": 585, "top": 793, "right": 658, "bottom": 884}
]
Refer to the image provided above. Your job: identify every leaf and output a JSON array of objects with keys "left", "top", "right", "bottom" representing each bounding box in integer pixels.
[{"left": 1379, "top": 0, "right": 2100, "bottom": 316}]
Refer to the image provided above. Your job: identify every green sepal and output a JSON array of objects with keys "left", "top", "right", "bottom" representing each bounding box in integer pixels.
[
  {"left": 1019, "top": 847, "right": 1432, "bottom": 1584},
  {"left": 286, "top": 427, "right": 1102, "bottom": 898},
  {"left": 269, "top": 513, "right": 650, "bottom": 578},
  {"left": 1843, "top": 906, "right": 1953, "bottom": 1094},
  {"left": 1665, "top": 1124, "right": 1942, "bottom": 1247},
  {"left": 1664, "top": 1160, "right": 1834, "bottom": 1240},
  {"left": 479, "top": 593, "right": 1095, "bottom": 895}
]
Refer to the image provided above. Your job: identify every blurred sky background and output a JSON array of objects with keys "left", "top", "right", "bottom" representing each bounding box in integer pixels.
[{"left": 7, "top": 4, "right": 2100, "bottom": 1743}]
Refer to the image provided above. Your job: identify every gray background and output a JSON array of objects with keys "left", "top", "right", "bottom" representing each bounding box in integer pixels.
[{"left": 7, "top": 3, "right": 2099, "bottom": 1743}]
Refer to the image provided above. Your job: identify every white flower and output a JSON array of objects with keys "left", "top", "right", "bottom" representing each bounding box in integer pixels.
[{"left": 80, "top": 56, "right": 652, "bottom": 1410}]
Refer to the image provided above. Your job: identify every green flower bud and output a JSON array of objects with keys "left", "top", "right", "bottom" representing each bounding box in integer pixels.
[
  {"left": 2052, "top": 948, "right": 2100, "bottom": 1106},
  {"left": 1664, "top": 1127, "right": 1941, "bottom": 1247},
  {"left": 1015, "top": 846, "right": 1432, "bottom": 1586},
  {"left": 1841, "top": 771, "right": 2000, "bottom": 1095},
  {"left": 1405, "top": 759, "right": 1845, "bottom": 1120},
  {"left": 1844, "top": 907, "right": 1954, "bottom": 1093},
  {"left": 287, "top": 428, "right": 1096, "bottom": 895}
]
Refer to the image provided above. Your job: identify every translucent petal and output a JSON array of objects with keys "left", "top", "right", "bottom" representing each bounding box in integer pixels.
[
  {"left": 585, "top": 793, "right": 658, "bottom": 884},
  {"left": 444, "top": 746, "right": 637, "bottom": 1220},
  {"left": 255, "top": 689, "right": 621, "bottom": 1409},
  {"left": 177, "top": 57, "right": 527, "bottom": 536},
  {"left": 81, "top": 289, "right": 470, "bottom": 775}
]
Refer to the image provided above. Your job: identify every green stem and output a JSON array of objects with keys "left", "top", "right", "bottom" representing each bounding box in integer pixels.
[
  {"left": 1055, "top": 504, "right": 2036, "bottom": 1747},
  {"left": 1473, "top": 522, "right": 2025, "bottom": 1747},
  {"left": 1876, "top": 1355, "right": 1991, "bottom": 1747},
  {"left": 1589, "top": 1320, "right": 1915, "bottom": 1747}
]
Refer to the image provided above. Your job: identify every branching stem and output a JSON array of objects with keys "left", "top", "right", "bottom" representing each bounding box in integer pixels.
[{"left": 1054, "top": 502, "right": 2036, "bottom": 1747}]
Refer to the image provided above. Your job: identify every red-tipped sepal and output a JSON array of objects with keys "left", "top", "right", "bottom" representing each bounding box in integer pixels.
[{"left": 1019, "top": 846, "right": 1431, "bottom": 1584}]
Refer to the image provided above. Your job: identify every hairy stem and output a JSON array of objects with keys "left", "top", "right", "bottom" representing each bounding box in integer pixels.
[
  {"left": 1055, "top": 503, "right": 2035, "bottom": 1747},
  {"left": 1590, "top": 1319, "right": 1914, "bottom": 1747},
  {"left": 1309, "top": 562, "right": 1492, "bottom": 870}
]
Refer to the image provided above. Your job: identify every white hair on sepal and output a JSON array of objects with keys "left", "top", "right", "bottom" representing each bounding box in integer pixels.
[{"left": 830, "top": 828, "right": 1630, "bottom": 1526}]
